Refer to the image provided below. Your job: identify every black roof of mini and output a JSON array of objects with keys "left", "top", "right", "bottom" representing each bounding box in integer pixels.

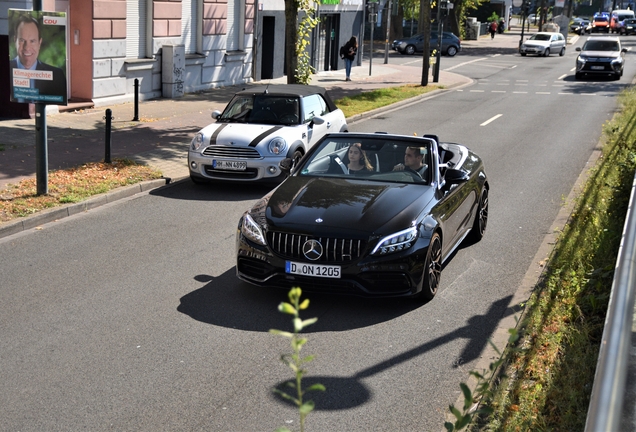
[{"left": 234, "top": 84, "right": 337, "bottom": 111}]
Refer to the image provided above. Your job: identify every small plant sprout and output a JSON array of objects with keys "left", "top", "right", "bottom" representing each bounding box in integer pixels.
[{"left": 270, "top": 287, "right": 325, "bottom": 432}]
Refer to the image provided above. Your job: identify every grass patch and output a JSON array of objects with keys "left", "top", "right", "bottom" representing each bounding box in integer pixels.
[
  {"left": 334, "top": 84, "right": 441, "bottom": 118},
  {"left": 0, "top": 159, "right": 162, "bottom": 224},
  {"left": 475, "top": 87, "right": 636, "bottom": 430}
]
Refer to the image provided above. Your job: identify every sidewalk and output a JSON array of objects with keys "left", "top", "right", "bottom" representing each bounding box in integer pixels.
[{"left": 0, "top": 28, "right": 539, "bottom": 192}]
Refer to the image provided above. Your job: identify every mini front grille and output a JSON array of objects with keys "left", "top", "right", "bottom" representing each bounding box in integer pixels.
[
  {"left": 202, "top": 145, "right": 261, "bottom": 158},
  {"left": 267, "top": 231, "right": 365, "bottom": 263},
  {"left": 203, "top": 165, "right": 259, "bottom": 179}
]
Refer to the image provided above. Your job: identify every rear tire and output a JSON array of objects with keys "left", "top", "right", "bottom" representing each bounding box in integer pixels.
[
  {"left": 414, "top": 233, "right": 442, "bottom": 302},
  {"left": 559, "top": 47, "right": 565, "bottom": 56},
  {"left": 468, "top": 188, "right": 488, "bottom": 242}
]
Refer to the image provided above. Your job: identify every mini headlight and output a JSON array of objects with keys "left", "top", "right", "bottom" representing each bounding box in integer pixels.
[
  {"left": 191, "top": 132, "right": 205, "bottom": 151},
  {"left": 371, "top": 227, "right": 418, "bottom": 256},
  {"left": 241, "top": 213, "right": 266, "bottom": 246},
  {"left": 268, "top": 137, "right": 287, "bottom": 155}
]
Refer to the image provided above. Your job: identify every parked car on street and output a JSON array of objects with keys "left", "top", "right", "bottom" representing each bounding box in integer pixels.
[
  {"left": 527, "top": 14, "right": 538, "bottom": 24},
  {"left": 392, "top": 31, "right": 462, "bottom": 56},
  {"left": 575, "top": 36, "right": 627, "bottom": 80},
  {"left": 571, "top": 18, "right": 592, "bottom": 34},
  {"left": 188, "top": 85, "right": 348, "bottom": 184},
  {"left": 519, "top": 32, "right": 566, "bottom": 56},
  {"left": 236, "top": 132, "right": 489, "bottom": 301},
  {"left": 621, "top": 18, "right": 636, "bottom": 34}
]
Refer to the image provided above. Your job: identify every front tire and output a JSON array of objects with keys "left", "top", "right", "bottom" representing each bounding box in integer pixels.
[
  {"left": 414, "top": 232, "right": 442, "bottom": 302},
  {"left": 544, "top": 48, "right": 550, "bottom": 57},
  {"left": 405, "top": 45, "right": 416, "bottom": 55},
  {"left": 446, "top": 46, "right": 458, "bottom": 57}
]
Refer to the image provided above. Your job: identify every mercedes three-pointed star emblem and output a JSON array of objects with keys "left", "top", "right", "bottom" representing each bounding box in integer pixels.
[{"left": 302, "top": 239, "right": 323, "bottom": 261}]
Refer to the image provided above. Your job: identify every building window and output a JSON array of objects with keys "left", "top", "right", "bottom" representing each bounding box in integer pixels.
[
  {"left": 227, "top": 0, "right": 245, "bottom": 51},
  {"left": 126, "top": 0, "right": 147, "bottom": 58},
  {"left": 182, "top": 0, "right": 201, "bottom": 54}
]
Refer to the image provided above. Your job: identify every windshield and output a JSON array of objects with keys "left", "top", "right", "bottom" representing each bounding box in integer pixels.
[
  {"left": 583, "top": 39, "right": 620, "bottom": 51},
  {"left": 530, "top": 34, "right": 552, "bottom": 41},
  {"left": 297, "top": 136, "right": 434, "bottom": 184},
  {"left": 219, "top": 95, "right": 301, "bottom": 125}
]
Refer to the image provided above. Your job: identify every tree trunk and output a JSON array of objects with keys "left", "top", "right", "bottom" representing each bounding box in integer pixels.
[
  {"left": 420, "top": 0, "right": 431, "bottom": 86},
  {"left": 285, "top": 0, "right": 300, "bottom": 84}
]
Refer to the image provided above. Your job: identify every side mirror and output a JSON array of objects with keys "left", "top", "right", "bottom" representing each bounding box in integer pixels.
[
  {"left": 311, "top": 116, "right": 325, "bottom": 126},
  {"left": 576, "top": 47, "right": 582, "bottom": 51},
  {"left": 212, "top": 110, "right": 221, "bottom": 119},
  {"left": 279, "top": 158, "right": 293, "bottom": 173},
  {"left": 444, "top": 168, "right": 469, "bottom": 184}
]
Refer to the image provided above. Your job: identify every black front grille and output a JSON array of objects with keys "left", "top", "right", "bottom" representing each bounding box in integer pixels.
[
  {"left": 266, "top": 231, "right": 366, "bottom": 263},
  {"left": 203, "top": 165, "right": 259, "bottom": 179},
  {"left": 202, "top": 145, "right": 261, "bottom": 158}
]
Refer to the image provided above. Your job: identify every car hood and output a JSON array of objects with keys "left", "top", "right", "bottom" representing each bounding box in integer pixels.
[
  {"left": 199, "top": 122, "right": 295, "bottom": 147},
  {"left": 580, "top": 50, "right": 621, "bottom": 58},
  {"left": 251, "top": 176, "right": 436, "bottom": 237}
]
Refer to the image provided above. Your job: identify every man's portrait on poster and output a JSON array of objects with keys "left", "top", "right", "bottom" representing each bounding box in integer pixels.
[{"left": 9, "top": 12, "right": 67, "bottom": 104}]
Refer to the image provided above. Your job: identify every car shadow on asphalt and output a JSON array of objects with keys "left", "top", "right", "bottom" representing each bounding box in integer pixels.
[
  {"left": 177, "top": 269, "right": 424, "bottom": 333},
  {"left": 150, "top": 178, "right": 276, "bottom": 202}
]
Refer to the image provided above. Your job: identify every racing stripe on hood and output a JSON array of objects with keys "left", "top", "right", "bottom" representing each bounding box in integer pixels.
[
  {"left": 209, "top": 124, "right": 227, "bottom": 144},
  {"left": 249, "top": 127, "right": 283, "bottom": 147}
]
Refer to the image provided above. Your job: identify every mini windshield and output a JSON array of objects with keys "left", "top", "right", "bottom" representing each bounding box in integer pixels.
[
  {"left": 219, "top": 95, "right": 301, "bottom": 125},
  {"left": 297, "top": 136, "right": 434, "bottom": 184}
]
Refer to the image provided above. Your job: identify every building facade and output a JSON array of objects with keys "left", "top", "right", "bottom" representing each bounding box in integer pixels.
[{"left": 1, "top": 0, "right": 362, "bottom": 119}]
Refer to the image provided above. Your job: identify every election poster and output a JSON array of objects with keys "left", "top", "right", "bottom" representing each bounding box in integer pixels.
[{"left": 8, "top": 9, "right": 68, "bottom": 105}]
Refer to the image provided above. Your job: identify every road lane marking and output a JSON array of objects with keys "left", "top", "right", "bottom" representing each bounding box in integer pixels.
[
  {"left": 445, "top": 57, "right": 487, "bottom": 71},
  {"left": 558, "top": 74, "right": 568, "bottom": 80},
  {"left": 481, "top": 114, "right": 502, "bottom": 126}
]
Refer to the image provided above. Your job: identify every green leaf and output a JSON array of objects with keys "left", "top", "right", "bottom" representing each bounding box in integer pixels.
[
  {"left": 306, "top": 383, "right": 326, "bottom": 392},
  {"left": 460, "top": 383, "right": 473, "bottom": 410},
  {"left": 444, "top": 421, "right": 455, "bottom": 432},
  {"left": 449, "top": 405, "right": 463, "bottom": 420},
  {"left": 302, "top": 317, "right": 318, "bottom": 328},
  {"left": 270, "top": 329, "right": 294, "bottom": 338},
  {"left": 299, "top": 299, "right": 310, "bottom": 310},
  {"left": 278, "top": 302, "right": 296, "bottom": 315},
  {"left": 299, "top": 400, "right": 315, "bottom": 415},
  {"left": 302, "top": 354, "right": 316, "bottom": 363},
  {"left": 294, "top": 317, "right": 303, "bottom": 332}
]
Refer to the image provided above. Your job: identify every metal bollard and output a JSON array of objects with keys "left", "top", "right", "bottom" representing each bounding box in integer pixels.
[
  {"left": 104, "top": 108, "right": 113, "bottom": 163},
  {"left": 133, "top": 78, "right": 139, "bottom": 121}
]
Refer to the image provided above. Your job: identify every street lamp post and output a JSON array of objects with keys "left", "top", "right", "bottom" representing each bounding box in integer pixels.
[{"left": 516, "top": 0, "right": 527, "bottom": 52}]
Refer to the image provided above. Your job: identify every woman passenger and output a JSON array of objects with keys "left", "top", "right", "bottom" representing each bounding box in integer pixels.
[{"left": 345, "top": 143, "right": 374, "bottom": 174}]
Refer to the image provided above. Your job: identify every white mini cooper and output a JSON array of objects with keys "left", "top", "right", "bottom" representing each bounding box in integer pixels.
[{"left": 188, "top": 84, "right": 348, "bottom": 183}]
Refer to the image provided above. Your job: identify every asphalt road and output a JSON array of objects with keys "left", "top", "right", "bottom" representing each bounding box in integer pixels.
[{"left": 1, "top": 36, "right": 632, "bottom": 431}]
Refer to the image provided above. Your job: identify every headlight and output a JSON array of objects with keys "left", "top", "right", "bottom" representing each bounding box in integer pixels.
[
  {"left": 191, "top": 132, "right": 205, "bottom": 151},
  {"left": 611, "top": 57, "right": 623, "bottom": 65},
  {"left": 268, "top": 137, "right": 287, "bottom": 156},
  {"left": 241, "top": 213, "right": 266, "bottom": 246},
  {"left": 371, "top": 227, "right": 418, "bottom": 255},
  {"left": 577, "top": 56, "right": 587, "bottom": 64}
]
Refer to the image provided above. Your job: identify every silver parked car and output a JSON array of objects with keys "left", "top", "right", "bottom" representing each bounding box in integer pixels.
[
  {"left": 188, "top": 85, "right": 348, "bottom": 183},
  {"left": 519, "top": 32, "right": 566, "bottom": 56}
]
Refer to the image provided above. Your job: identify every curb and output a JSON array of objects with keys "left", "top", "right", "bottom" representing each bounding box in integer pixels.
[{"left": 0, "top": 178, "right": 169, "bottom": 240}]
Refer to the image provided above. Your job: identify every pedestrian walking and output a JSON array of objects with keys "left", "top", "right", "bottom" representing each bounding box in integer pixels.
[
  {"left": 340, "top": 36, "right": 358, "bottom": 81},
  {"left": 489, "top": 21, "right": 498, "bottom": 38}
]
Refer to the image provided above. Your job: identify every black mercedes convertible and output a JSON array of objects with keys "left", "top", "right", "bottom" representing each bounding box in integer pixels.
[{"left": 235, "top": 132, "right": 489, "bottom": 301}]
